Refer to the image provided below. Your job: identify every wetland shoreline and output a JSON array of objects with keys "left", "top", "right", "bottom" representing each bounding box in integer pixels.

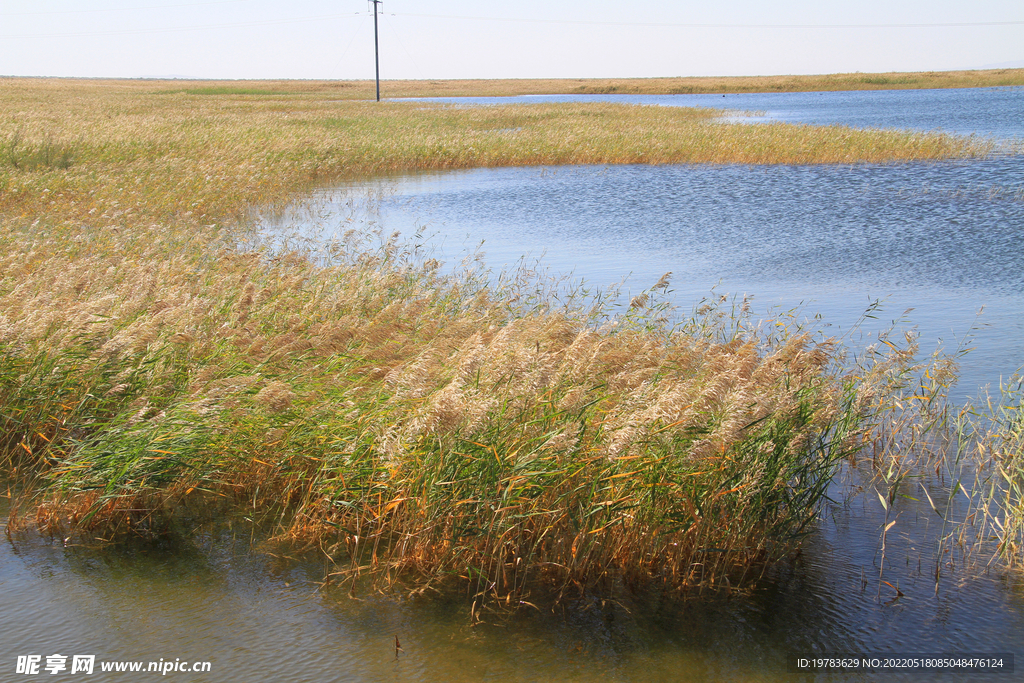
[{"left": 1, "top": 77, "right": 1021, "bottom": 604}]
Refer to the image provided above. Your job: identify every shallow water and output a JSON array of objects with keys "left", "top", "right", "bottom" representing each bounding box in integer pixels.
[{"left": 4, "top": 463, "right": 1022, "bottom": 682}]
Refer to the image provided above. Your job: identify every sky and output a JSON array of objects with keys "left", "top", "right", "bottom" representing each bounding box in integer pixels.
[{"left": 1, "top": 0, "right": 1022, "bottom": 81}]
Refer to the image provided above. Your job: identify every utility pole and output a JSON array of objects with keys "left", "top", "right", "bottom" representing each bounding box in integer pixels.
[{"left": 371, "top": 0, "right": 381, "bottom": 101}]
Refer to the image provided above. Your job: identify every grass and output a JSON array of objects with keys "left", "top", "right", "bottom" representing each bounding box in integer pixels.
[
  {"left": 0, "top": 76, "right": 1017, "bottom": 603},
  {"left": 963, "top": 377, "right": 1024, "bottom": 566},
  {"left": 174, "top": 87, "right": 292, "bottom": 96},
  {"left": 367, "top": 68, "right": 1024, "bottom": 98},
  {"left": 0, "top": 79, "right": 990, "bottom": 230},
  {"left": 14, "top": 68, "right": 1020, "bottom": 100},
  {"left": 3, "top": 128, "right": 76, "bottom": 171}
]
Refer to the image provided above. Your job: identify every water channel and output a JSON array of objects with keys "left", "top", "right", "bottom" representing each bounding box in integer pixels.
[{"left": 4, "top": 87, "right": 1024, "bottom": 681}]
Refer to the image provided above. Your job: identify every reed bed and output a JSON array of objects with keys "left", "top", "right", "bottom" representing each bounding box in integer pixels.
[
  {"left": 0, "top": 79, "right": 990, "bottom": 227},
  {"left": 0, "top": 214, "right": 884, "bottom": 600},
  {"left": 0, "top": 78, "right": 1013, "bottom": 602},
  {"left": 958, "top": 377, "right": 1024, "bottom": 567},
  {"left": 12, "top": 68, "right": 1020, "bottom": 101}
]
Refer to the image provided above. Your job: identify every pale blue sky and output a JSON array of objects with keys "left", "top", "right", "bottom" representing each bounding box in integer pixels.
[{"left": 1, "top": 0, "right": 1022, "bottom": 80}]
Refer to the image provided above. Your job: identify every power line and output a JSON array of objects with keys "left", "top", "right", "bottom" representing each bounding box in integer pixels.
[
  {"left": 3, "top": 6, "right": 1018, "bottom": 42},
  {"left": 327, "top": 14, "right": 368, "bottom": 80},
  {"left": 390, "top": 12, "right": 1024, "bottom": 30},
  {"left": 0, "top": 12, "right": 366, "bottom": 39},
  {"left": 380, "top": 11, "right": 425, "bottom": 81},
  {"left": 0, "top": 0, "right": 252, "bottom": 16}
]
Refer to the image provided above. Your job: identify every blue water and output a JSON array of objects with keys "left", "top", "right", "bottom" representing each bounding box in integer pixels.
[{"left": 402, "top": 85, "right": 1024, "bottom": 141}]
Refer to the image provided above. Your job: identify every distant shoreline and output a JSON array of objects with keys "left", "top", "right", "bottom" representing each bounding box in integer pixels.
[{"left": 3, "top": 68, "right": 1024, "bottom": 99}]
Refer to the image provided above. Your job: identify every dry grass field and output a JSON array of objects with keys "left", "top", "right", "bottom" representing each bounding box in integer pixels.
[{"left": 56, "top": 67, "right": 1024, "bottom": 99}]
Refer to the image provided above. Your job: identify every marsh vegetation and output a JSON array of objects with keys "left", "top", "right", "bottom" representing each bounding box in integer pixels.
[
  {"left": 1, "top": 78, "right": 1021, "bottom": 607},
  {"left": 25, "top": 68, "right": 1021, "bottom": 100}
]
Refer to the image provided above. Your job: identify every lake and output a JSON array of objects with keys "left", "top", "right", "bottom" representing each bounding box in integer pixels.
[{"left": 4, "top": 87, "right": 1024, "bottom": 681}]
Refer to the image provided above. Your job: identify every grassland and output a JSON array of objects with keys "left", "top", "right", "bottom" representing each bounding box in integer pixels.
[
  {"left": 21, "top": 67, "right": 1022, "bottom": 101},
  {"left": 375, "top": 67, "right": 1024, "bottom": 97},
  {"left": 0, "top": 77, "right": 1016, "bottom": 602}
]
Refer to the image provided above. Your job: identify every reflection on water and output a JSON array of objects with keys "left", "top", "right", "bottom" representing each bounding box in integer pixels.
[{"left": 4, "top": 464, "right": 1024, "bottom": 682}]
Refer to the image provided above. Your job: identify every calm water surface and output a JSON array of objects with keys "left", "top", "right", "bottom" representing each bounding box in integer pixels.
[
  {"left": 4, "top": 467, "right": 1023, "bottom": 682},
  {"left": 274, "top": 161, "right": 1024, "bottom": 401},
  {"left": 4, "top": 88, "right": 1024, "bottom": 681}
]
